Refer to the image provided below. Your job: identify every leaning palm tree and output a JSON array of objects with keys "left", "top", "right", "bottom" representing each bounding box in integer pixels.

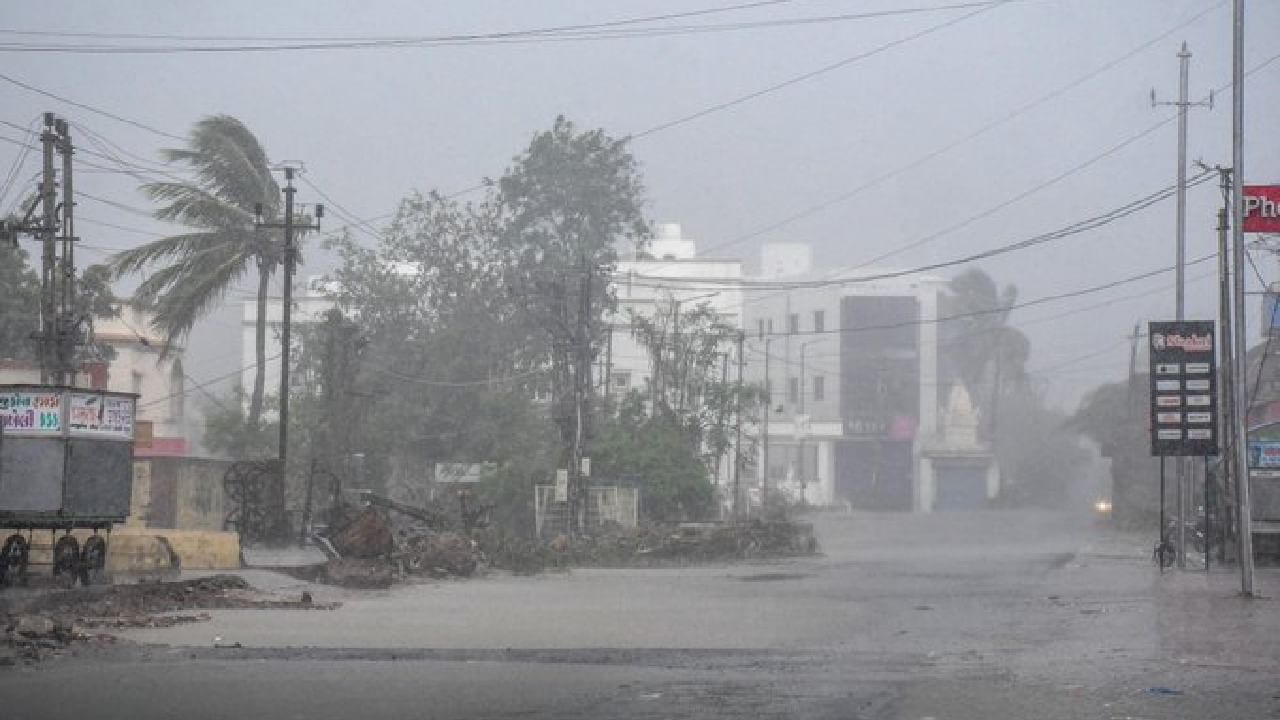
[
  {"left": 941, "top": 267, "right": 1030, "bottom": 424},
  {"left": 110, "top": 115, "right": 284, "bottom": 433}
]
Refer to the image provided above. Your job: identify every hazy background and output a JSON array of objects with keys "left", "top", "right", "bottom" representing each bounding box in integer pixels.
[{"left": 1, "top": 0, "right": 1277, "bottom": 411}]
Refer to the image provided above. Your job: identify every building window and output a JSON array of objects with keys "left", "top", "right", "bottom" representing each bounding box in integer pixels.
[
  {"left": 788, "top": 377, "right": 799, "bottom": 404},
  {"left": 766, "top": 318, "right": 774, "bottom": 335},
  {"left": 788, "top": 313, "right": 799, "bottom": 335},
  {"left": 131, "top": 371, "right": 143, "bottom": 397},
  {"left": 813, "top": 375, "right": 825, "bottom": 402},
  {"left": 612, "top": 372, "right": 631, "bottom": 391},
  {"left": 813, "top": 310, "right": 825, "bottom": 334},
  {"left": 757, "top": 318, "right": 766, "bottom": 339}
]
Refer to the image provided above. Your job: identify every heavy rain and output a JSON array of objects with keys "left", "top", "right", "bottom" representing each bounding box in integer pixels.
[{"left": 1, "top": 1, "right": 1279, "bottom": 718}]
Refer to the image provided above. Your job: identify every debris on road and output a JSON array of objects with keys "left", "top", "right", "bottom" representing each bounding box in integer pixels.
[
  {"left": 477, "top": 517, "right": 820, "bottom": 574},
  {"left": 1, "top": 574, "right": 339, "bottom": 667},
  {"left": 329, "top": 507, "right": 395, "bottom": 559},
  {"left": 398, "top": 531, "right": 479, "bottom": 578},
  {"left": 320, "top": 558, "right": 394, "bottom": 589}
]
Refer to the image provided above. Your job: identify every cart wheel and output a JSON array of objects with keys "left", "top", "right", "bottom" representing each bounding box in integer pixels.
[
  {"left": 79, "top": 536, "right": 108, "bottom": 586},
  {"left": 0, "top": 534, "right": 30, "bottom": 587},
  {"left": 52, "top": 535, "right": 80, "bottom": 586}
]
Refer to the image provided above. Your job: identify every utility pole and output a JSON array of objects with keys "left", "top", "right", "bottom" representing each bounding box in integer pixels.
[
  {"left": 733, "top": 331, "right": 745, "bottom": 520},
  {"left": 1153, "top": 42, "right": 1212, "bottom": 569},
  {"left": 0, "top": 114, "right": 81, "bottom": 385},
  {"left": 1229, "top": 0, "right": 1255, "bottom": 596},
  {"left": 57, "top": 118, "right": 76, "bottom": 384},
  {"left": 39, "top": 113, "right": 58, "bottom": 384},
  {"left": 762, "top": 336, "right": 773, "bottom": 510},
  {"left": 254, "top": 167, "right": 323, "bottom": 510},
  {"left": 1214, "top": 170, "right": 1235, "bottom": 563}
]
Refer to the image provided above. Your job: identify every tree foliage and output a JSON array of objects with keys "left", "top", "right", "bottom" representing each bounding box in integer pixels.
[
  {"left": 0, "top": 241, "right": 117, "bottom": 365},
  {"left": 497, "top": 117, "right": 648, "bottom": 463}
]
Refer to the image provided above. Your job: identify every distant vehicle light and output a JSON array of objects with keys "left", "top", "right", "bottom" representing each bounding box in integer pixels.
[{"left": 1094, "top": 499, "right": 1113, "bottom": 515}]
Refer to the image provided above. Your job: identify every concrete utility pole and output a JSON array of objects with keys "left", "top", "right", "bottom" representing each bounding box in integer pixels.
[
  {"left": 0, "top": 114, "right": 80, "bottom": 385},
  {"left": 39, "top": 113, "right": 58, "bottom": 384},
  {"left": 254, "top": 168, "right": 323, "bottom": 501},
  {"left": 733, "top": 330, "right": 745, "bottom": 520},
  {"left": 1229, "top": 0, "right": 1255, "bottom": 596},
  {"left": 1153, "top": 42, "right": 1212, "bottom": 569},
  {"left": 1211, "top": 167, "right": 1235, "bottom": 569},
  {"left": 762, "top": 336, "right": 773, "bottom": 509},
  {"left": 57, "top": 118, "right": 76, "bottom": 385}
]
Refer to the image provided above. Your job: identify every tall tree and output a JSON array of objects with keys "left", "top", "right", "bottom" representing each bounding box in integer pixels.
[
  {"left": 109, "top": 115, "right": 284, "bottom": 434},
  {"left": 497, "top": 116, "right": 648, "bottom": 528}
]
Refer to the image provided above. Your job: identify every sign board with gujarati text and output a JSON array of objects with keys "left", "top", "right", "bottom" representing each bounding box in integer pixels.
[
  {"left": 1148, "top": 321, "right": 1219, "bottom": 456},
  {"left": 0, "top": 389, "right": 62, "bottom": 436}
]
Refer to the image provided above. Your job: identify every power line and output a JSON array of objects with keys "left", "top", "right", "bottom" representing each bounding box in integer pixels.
[
  {"left": 751, "top": 253, "right": 1216, "bottom": 339},
  {"left": 629, "top": 1, "right": 1006, "bottom": 141},
  {"left": 0, "top": 0, "right": 790, "bottom": 43},
  {"left": 369, "top": 364, "right": 546, "bottom": 388},
  {"left": 0, "top": 2, "right": 1007, "bottom": 54},
  {"left": 631, "top": 171, "right": 1216, "bottom": 290},
  {"left": 0, "top": 72, "right": 183, "bottom": 140},
  {"left": 669, "top": 0, "right": 1226, "bottom": 261}
]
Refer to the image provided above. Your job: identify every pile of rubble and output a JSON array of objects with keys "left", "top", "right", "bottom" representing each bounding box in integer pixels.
[
  {"left": 317, "top": 506, "right": 484, "bottom": 587},
  {"left": 564, "top": 518, "right": 819, "bottom": 566},
  {"left": 474, "top": 518, "right": 820, "bottom": 574}
]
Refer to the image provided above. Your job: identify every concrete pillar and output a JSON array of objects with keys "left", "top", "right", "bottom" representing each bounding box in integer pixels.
[
  {"left": 986, "top": 459, "right": 1001, "bottom": 500},
  {"left": 915, "top": 283, "right": 941, "bottom": 512},
  {"left": 918, "top": 456, "right": 936, "bottom": 513}
]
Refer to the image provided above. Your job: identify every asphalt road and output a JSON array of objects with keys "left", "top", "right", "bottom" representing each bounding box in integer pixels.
[{"left": 3, "top": 510, "right": 1279, "bottom": 719}]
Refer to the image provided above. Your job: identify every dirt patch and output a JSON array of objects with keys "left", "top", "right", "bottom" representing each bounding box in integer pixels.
[{"left": 1, "top": 575, "right": 338, "bottom": 668}]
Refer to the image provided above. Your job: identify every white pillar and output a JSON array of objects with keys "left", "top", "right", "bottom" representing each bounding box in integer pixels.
[
  {"left": 919, "top": 456, "right": 936, "bottom": 512},
  {"left": 915, "top": 283, "right": 941, "bottom": 512}
]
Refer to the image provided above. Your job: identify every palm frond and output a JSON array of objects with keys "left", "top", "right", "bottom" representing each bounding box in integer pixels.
[{"left": 108, "top": 231, "right": 225, "bottom": 278}]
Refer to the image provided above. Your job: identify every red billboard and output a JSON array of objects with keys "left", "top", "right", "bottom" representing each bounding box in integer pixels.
[{"left": 1244, "top": 185, "right": 1280, "bottom": 233}]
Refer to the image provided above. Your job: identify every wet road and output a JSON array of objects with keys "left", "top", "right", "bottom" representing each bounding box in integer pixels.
[{"left": 4, "top": 510, "right": 1279, "bottom": 719}]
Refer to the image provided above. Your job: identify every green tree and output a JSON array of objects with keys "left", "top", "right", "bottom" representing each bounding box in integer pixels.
[
  {"left": 631, "top": 299, "right": 760, "bottom": 486},
  {"left": 109, "top": 115, "right": 286, "bottom": 435},
  {"left": 0, "top": 243, "right": 41, "bottom": 361},
  {"left": 1, "top": 241, "right": 117, "bottom": 365},
  {"left": 591, "top": 393, "right": 716, "bottom": 521},
  {"left": 496, "top": 116, "right": 649, "bottom": 525},
  {"left": 1070, "top": 376, "right": 1158, "bottom": 526}
]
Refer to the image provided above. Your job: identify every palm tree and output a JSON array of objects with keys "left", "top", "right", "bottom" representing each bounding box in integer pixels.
[
  {"left": 941, "top": 268, "right": 1030, "bottom": 430},
  {"left": 110, "top": 115, "right": 283, "bottom": 433}
]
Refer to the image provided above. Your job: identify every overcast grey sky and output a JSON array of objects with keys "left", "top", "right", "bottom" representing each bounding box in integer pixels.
[{"left": 1, "top": 0, "right": 1277, "bottom": 409}]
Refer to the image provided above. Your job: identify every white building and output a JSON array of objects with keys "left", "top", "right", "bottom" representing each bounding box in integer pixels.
[
  {"left": 742, "top": 244, "right": 997, "bottom": 511},
  {"left": 239, "top": 281, "right": 336, "bottom": 416},
  {"left": 607, "top": 223, "right": 744, "bottom": 395}
]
